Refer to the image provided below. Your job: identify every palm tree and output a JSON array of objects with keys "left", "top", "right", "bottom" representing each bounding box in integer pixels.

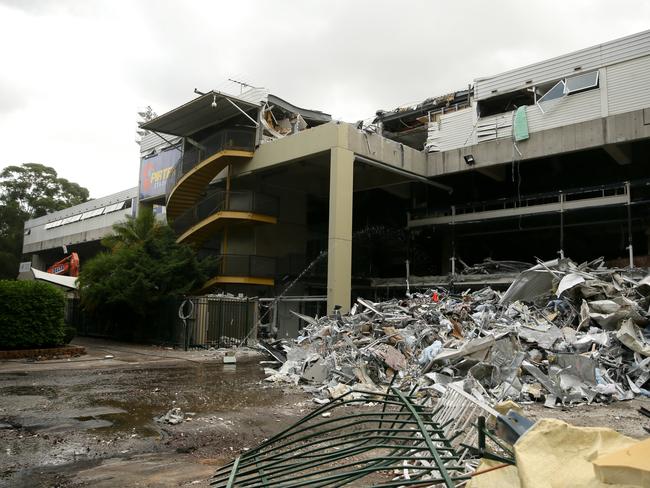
[{"left": 102, "top": 207, "right": 162, "bottom": 250}]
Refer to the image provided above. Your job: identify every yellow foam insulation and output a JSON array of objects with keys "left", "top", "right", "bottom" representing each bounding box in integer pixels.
[
  {"left": 494, "top": 400, "right": 523, "bottom": 416},
  {"left": 592, "top": 437, "right": 650, "bottom": 486},
  {"left": 467, "top": 418, "right": 644, "bottom": 488},
  {"left": 466, "top": 459, "right": 521, "bottom": 488}
]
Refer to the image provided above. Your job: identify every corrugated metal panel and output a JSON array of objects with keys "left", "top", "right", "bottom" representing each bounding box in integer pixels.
[
  {"left": 476, "top": 111, "right": 513, "bottom": 142},
  {"left": 139, "top": 131, "right": 180, "bottom": 155},
  {"left": 475, "top": 30, "right": 650, "bottom": 100},
  {"left": 437, "top": 108, "right": 475, "bottom": 151},
  {"left": 526, "top": 88, "right": 602, "bottom": 133},
  {"left": 607, "top": 56, "right": 650, "bottom": 115},
  {"left": 425, "top": 121, "right": 441, "bottom": 152},
  {"left": 236, "top": 88, "right": 269, "bottom": 104}
]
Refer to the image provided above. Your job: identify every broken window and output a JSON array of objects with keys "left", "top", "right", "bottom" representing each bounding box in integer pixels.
[
  {"left": 537, "top": 80, "right": 566, "bottom": 113},
  {"left": 565, "top": 70, "right": 599, "bottom": 94},
  {"left": 536, "top": 71, "right": 599, "bottom": 113},
  {"left": 477, "top": 88, "right": 535, "bottom": 117}
]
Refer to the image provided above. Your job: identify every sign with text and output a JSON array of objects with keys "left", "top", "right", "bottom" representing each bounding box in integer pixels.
[{"left": 139, "top": 145, "right": 181, "bottom": 201}]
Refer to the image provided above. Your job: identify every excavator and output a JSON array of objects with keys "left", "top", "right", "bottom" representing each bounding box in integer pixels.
[{"left": 47, "top": 252, "right": 80, "bottom": 277}]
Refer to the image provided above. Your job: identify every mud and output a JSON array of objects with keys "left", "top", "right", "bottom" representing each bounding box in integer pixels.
[
  {"left": 0, "top": 357, "right": 311, "bottom": 487},
  {"left": 1, "top": 339, "right": 648, "bottom": 487}
]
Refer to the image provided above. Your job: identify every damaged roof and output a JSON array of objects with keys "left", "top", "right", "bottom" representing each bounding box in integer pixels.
[
  {"left": 267, "top": 94, "right": 331, "bottom": 124},
  {"left": 140, "top": 90, "right": 332, "bottom": 137},
  {"left": 140, "top": 91, "right": 260, "bottom": 137}
]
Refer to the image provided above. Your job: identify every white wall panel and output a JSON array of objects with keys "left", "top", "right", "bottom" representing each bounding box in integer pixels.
[
  {"left": 526, "top": 88, "right": 602, "bottom": 133},
  {"left": 475, "top": 30, "right": 650, "bottom": 101},
  {"left": 607, "top": 56, "right": 650, "bottom": 115}
]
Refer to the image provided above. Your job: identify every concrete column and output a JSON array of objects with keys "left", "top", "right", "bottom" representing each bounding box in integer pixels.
[{"left": 327, "top": 148, "right": 354, "bottom": 314}]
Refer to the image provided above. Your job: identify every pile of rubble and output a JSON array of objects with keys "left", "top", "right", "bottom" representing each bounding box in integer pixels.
[{"left": 265, "top": 258, "right": 650, "bottom": 407}]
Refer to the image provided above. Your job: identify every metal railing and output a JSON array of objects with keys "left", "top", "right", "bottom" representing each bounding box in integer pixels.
[
  {"left": 217, "top": 254, "right": 275, "bottom": 278},
  {"left": 411, "top": 181, "right": 629, "bottom": 220},
  {"left": 172, "top": 190, "right": 279, "bottom": 235},
  {"left": 196, "top": 253, "right": 276, "bottom": 279},
  {"left": 183, "top": 295, "right": 258, "bottom": 348},
  {"left": 165, "top": 129, "right": 256, "bottom": 197},
  {"left": 212, "top": 387, "right": 471, "bottom": 487}
]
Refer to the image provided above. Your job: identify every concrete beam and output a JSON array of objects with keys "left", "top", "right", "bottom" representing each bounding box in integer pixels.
[
  {"left": 346, "top": 125, "right": 428, "bottom": 176},
  {"left": 603, "top": 143, "right": 632, "bottom": 165},
  {"left": 327, "top": 148, "right": 354, "bottom": 314},
  {"left": 229, "top": 121, "right": 429, "bottom": 180},
  {"left": 427, "top": 109, "right": 650, "bottom": 177},
  {"left": 408, "top": 193, "right": 628, "bottom": 227},
  {"left": 476, "top": 165, "right": 506, "bottom": 182}
]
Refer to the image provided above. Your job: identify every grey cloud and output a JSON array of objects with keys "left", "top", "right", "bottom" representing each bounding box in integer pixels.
[
  {"left": 123, "top": 1, "right": 650, "bottom": 122},
  {"left": 2, "top": 0, "right": 650, "bottom": 197},
  {"left": 0, "top": 78, "right": 27, "bottom": 114}
]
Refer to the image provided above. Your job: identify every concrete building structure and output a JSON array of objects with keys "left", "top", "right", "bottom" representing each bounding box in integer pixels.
[
  {"left": 137, "top": 30, "right": 650, "bottom": 332},
  {"left": 138, "top": 89, "right": 444, "bottom": 336},
  {"left": 21, "top": 187, "right": 137, "bottom": 278},
  {"left": 375, "top": 29, "right": 650, "bottom": 279},
  {"left": 22, "top": 30, "right": 650, "bottom": 336}
]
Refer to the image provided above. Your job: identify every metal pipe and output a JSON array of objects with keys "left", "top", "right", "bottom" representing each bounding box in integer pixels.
[
  {"left": 626, "top": 181, "right": 634, "bottom": 268},
  {"left": 223, "top": 95, "right": 259, "bottom": 127},
  {"left": 354, "top": 155, "right": 453, "bottom": 194},
  {"left": 149, "top": 130, "right": 179, "bottom": 148},
  {"left": 560, "top": 191, "right": 565, "bottom": 259}
]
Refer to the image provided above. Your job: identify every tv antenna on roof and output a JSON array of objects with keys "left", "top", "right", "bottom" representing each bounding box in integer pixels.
[{"left": 228, "top": 78, "right": 261, "bottom": 94}]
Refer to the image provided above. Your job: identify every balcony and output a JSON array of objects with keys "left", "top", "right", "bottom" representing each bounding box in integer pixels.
[
  {"left": 165, "top": 129, "right": 256, "bottom": 219},
  {"left": 201, "top": 254, "right": 276, "bottom": 290},
  {"left": 173, "top": 190, "right": 279, "bottom": 245}
]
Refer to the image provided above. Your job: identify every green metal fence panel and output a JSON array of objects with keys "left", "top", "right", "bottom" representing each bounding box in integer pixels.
[{"left": 211, "top": 387, "right": 471, "bottom": 487}]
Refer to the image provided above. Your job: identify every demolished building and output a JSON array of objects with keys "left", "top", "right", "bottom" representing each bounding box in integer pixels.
[
  {"left": 21, "top": 29, "right": 650, "bottom": 337},
  {"left": 265, "top": 257, "right": 650, "bottom": 406}
]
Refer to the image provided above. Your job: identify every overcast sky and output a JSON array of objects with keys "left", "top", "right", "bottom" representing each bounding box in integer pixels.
[{"left": 0, "top": 0, "right": 648, "bottom": 198}]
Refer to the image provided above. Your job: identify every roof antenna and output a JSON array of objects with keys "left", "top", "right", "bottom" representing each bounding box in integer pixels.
[{"left": 228, "top": 78, "right": 260, "bottom": 93}]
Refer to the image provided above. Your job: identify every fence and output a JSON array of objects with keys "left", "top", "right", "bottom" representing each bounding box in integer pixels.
[
  {"left": 182, "top": 295, "right": 258, "bottom": 348},
  {"left": 68, "top": 294, "right": 258, "bottom": 348}
]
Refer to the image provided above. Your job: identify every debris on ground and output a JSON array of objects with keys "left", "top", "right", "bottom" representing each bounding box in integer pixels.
[
  {"left": 155, "top": 407, "right": 188, "bottom": 425},
  {"left": 211, "top": 387, "right": 475, "bottom": 487},
  {"left": 264, "top": 257, "right": 650, "bottom": 409},
  {"left": 468, "top": 418, "right": 642, "bottom": 488}
]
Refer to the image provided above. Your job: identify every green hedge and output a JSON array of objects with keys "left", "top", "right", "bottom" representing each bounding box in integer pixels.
[{"left": 0, "top": 280, "right": 66, "bottom": 349}]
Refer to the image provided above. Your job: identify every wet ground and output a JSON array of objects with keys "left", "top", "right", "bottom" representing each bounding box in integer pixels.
[
  {"left": 0, "top": 340, "right": 311, "bottom": 488},
  {"left": 1, "top": 339, "right": 648, "bottom": 487}
]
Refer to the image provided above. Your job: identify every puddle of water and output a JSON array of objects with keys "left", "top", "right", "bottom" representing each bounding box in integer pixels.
[
  {"left": 1, "top": 362, "right": 287, "bottom": 439},
  {"left": 95, "top": 362, "right": 285, "bottom": 436},
  {"left": 6, "top": 407, "right": 128, "bottom": 434}
]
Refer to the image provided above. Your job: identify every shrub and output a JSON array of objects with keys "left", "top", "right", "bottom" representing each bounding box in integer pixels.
[
  {"left": 78, "top": 208, "right": 213, "bottom": 340},
  {"left": 0, "top": 280, "right": 66, "bottom": 349}
]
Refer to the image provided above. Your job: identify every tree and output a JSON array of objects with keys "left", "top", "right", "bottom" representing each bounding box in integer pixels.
[
  {"left": 0, "top": 203, "right": 26, "bottom": 279},
  {"left": 77, "top": 208, "right": 214, "bottom": 340},
  {"left": 0, "top": 163, "right": 89, "bottom": 217},
  {"left": 0, "top": 163, "right": 89, "bottom": 279},
  {"left": 101, "top": 205, "right": 158, "bottom": 249}
]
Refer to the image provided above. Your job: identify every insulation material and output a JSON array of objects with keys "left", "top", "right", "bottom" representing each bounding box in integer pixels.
[
  {"left": 592, "top": 437, "right": 650, "bottom": 486},
  {"left": 467, "top": 459, "right": 521, "bottom": 488},
  {"left": 513, "top": 106, "right": 530, "bottom": 142},
  {"left": 515, "top": 419, "right": 638, "bottom": 488}
]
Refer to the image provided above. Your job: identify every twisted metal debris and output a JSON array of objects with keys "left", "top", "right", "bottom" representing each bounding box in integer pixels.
[
  {"left": 211, "top": 387, "right": 471, "bottom": 487},
  {"left": 265, "top": 257, "right": 650, "bottom": 408}
]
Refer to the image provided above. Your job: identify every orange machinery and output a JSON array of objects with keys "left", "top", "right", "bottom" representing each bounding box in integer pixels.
[{"left": 47, "top": 252, "right": 80, "bottom": 277}]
